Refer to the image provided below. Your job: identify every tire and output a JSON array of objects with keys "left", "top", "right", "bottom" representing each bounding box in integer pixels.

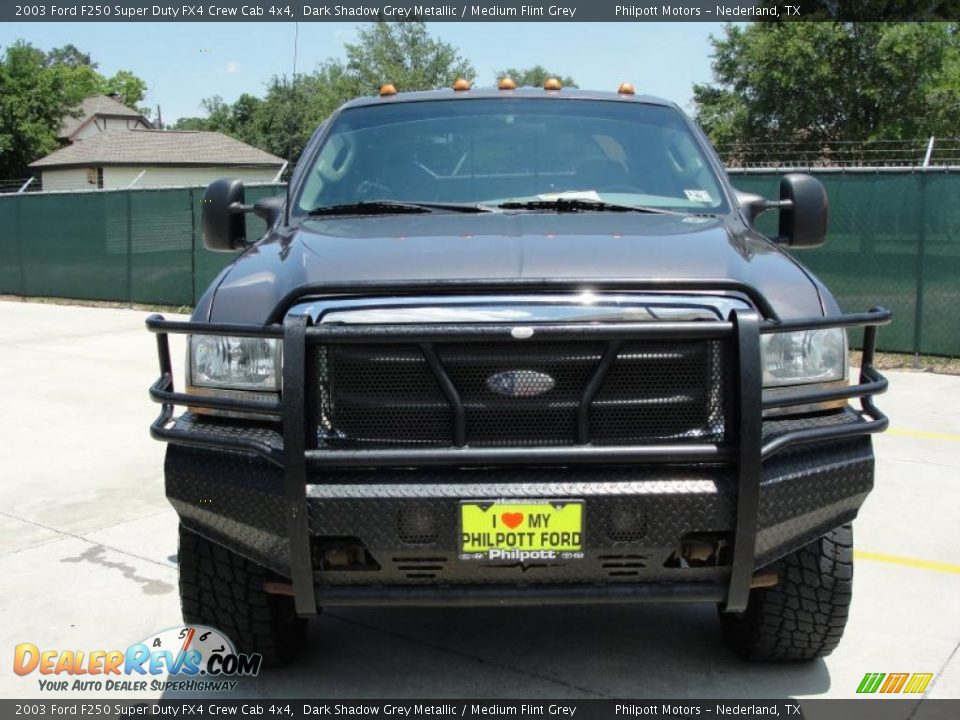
[
  {"left": 177, "top": 525, "right": 308, "bottom": 666},
  {"left": 719, "top": 524, "right": 854, "bottom": 661}
]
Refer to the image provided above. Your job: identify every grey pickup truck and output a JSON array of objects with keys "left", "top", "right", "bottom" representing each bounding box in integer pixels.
[{"left": 147, "top": 80, "right": 890, "bottom": 665}]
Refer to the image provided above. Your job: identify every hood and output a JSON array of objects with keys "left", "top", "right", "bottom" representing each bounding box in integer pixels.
[{"left": 204, "top": 212, "right": 822, "bottom": 324}]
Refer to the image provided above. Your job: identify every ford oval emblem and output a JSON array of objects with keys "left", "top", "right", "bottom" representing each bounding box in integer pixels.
[{"left": 486, "top": 370, "right": 556, "bottom": 398}]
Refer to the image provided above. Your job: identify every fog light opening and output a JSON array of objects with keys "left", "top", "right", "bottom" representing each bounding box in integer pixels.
[
  {"left": 664, "top": 532, "right": 732, "bottom": 568},
  {"left": 313, "top": 538, "right": 380, "bottom": 572}
]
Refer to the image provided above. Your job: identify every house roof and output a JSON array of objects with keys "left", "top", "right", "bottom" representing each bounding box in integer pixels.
[
  {"left": 30, "top": 129, "right": 287, "bottom": 168},
  {"left": 58, "top": 94, "right": 151, "bottom": 138}
]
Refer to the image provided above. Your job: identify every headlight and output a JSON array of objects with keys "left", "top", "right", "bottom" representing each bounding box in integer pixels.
[
  {"left": 189, "top": 335, "right": 282, "bottom": 391},
  {"left": 761, "top": 328, "right": 847, "bottom": 387}
]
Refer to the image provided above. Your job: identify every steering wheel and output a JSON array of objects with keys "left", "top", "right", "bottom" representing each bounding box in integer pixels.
[{"left": 316, "top": 134, "right": 355, "bottom": 182}]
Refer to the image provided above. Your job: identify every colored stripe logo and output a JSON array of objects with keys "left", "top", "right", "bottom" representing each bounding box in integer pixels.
[{"left": 857, "top": 672, "right": 933, "bottom": 694}]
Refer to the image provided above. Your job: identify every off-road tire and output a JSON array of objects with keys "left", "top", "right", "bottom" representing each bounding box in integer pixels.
[
  {"left": 719, "top": 524, "right": 854, "bottom": 661},
  {"left": 178, "top": 525, "right": 307, "bottom": 666}
]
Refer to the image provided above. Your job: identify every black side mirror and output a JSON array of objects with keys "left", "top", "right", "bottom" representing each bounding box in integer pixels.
[
  {"left": 734, "top": 173, "right": 828, "bottom": 248},
  {"left": 202, "top": 178, "right": 249, "bottom": 252},
  {"left": 253, "top": 195, "right": 285, "bottom": 227},
  {"left": 778, "top": 173, "right": 828, "bottom": 248}
]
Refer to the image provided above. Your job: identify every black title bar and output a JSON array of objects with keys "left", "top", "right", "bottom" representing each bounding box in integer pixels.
[
  {"left": 3, "top": 699, "right": 960, "bottom": 719},
  {"left": 4, "top": 0, "right": 958, "bottom": 22}
]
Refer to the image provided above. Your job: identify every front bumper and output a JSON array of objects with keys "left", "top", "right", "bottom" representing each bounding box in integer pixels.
[
  {"left": 148, "top": 295, "right": 890, "bottom": 614},
  {"left": 165, "top": 426, "right": 873, "bottom": 606}
]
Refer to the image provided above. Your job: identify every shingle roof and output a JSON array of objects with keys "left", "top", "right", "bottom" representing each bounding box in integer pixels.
[
  {"left": 30, "top": 129, "right": 286, "bottom": 168},
  {"left": 58, "top": 95, "right": 151, "bottom": 138}
]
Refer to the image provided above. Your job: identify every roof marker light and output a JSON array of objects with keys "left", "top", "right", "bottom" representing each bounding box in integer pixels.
[
  {"left": 497, "top": 77, "right": 517, "bottom": 90},
  {"left": 452, "top": 78, "right": 471, "bottom": 91},
  {"left": 379, "top": 83, "right": 397, "bottom": 97},
  {"left": 543, "top": 78, "right": 562, "bottom": 91},
  {"left": 617, "top": 82, "right": 636, "bottom": 96}
]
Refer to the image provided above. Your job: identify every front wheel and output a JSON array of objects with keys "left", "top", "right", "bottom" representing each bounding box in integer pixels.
[
  {"left": 178, "top": 525, "right": 308, "bottom": 666},
  {"left": 719, "top": 524, "right": 854, "bottom": 661}
]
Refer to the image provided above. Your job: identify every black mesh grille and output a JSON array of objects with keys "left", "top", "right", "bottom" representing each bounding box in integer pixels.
[
  {"left": 316, "top": 344, "right": 452, "bottom": 447},
  {"left": 312, "top": 338, "right": 731, "bottom": 449},
  {"left": 438, "top": 342, "right": 605, "bottom": 447},
  {"left": 591, "top": 341, "right": 729, "bottom": 444}
]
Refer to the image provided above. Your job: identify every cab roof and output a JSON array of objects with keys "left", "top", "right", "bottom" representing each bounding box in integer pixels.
[{"left": 339, "top": 87, "right": 678, "bottom": 110}]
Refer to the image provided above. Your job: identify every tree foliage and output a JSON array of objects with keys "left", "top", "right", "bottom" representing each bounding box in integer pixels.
[
  {"left": 344, "top": 22, "right": 475, "bottom": 93},
  {"left": 175, "top": 22, "right": 476, "bottom": 165},
  {"left": 495, "top": 65, "right": 578, "bottom": 88},
  {"left": 0, "top": 41, "right": 148, "bottom": 179},
  {"left": 693, "top": 22, "right": 960, "bottom": 156}
]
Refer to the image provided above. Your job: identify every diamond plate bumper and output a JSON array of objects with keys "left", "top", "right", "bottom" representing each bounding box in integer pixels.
[
  {"left": 164, "top": 415, "right": 874, "bottom": 608},
  {"left": 149, "top": 298, "right": 890, "bottom": 613}
]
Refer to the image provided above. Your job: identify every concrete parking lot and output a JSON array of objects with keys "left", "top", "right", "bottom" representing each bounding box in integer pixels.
[{"left": 1, "top": 300, "right": 958, "bottom": 702}]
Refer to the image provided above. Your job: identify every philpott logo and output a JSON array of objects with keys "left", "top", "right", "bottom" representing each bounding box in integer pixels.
[{"left": 13, "top": 625, "right": 261, "bottom": 692}]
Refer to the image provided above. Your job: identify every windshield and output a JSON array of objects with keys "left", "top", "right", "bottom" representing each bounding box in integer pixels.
[{"left": 294, "top": 98, "right": 729, "bottom": 215}]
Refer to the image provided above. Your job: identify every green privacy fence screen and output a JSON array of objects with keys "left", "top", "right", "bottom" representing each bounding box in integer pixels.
[
  {"left": 0, "top": 184, "right": 284, "bottom": 309},
  {"left": 0, "top": 172, "right": 957, "bottom": 355},
  {"left": 729, "top": 170, "right": 959, "bottom": 356}
]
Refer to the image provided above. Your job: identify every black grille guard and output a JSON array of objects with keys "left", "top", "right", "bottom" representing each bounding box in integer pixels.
[{"left": 146, "top": 293, "right": 890, "bottom": 617}]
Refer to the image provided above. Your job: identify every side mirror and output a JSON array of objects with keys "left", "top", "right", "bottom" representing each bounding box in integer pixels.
[
  {"left": 778, "top": 173, "right": 828, "bottom": 248},
  {"left": 202, "top": 178, "right": 248, "bottom": 252},
  {"left": 253, "top": 195, "right": 285, "bottom": 227},
  {"left": 735, "top": 173, "right": 828, "bottom": 248}
]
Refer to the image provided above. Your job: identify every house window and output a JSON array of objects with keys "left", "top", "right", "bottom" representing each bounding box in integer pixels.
[{"left": 85, "top": 167, "right": 104, "bottom": 188}]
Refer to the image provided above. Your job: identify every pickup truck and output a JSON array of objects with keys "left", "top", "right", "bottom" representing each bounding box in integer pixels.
[{"left": 147, "top": 81, "right": 890, "bottom": 665}]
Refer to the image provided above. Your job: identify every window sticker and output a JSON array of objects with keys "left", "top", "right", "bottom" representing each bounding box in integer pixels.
[
  {"left": 538, "top": 190, "right": 603, "bottom": 201},
  {"left": 684, "top": 189, "right": 713, "bottom": 203}
]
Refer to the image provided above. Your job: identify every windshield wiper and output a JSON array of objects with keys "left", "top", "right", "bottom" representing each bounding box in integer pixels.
[
  {"left": 307, "top": 200, "right": 492, "bottom": 217},
  {"left": 497, "top": 198, "right": 676, "bottom": 214}
]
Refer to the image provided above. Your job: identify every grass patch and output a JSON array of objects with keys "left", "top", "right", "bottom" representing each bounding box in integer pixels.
[
  {"left": 851, "top": 350, "right": 960, "bottom": 376},
  {"left": 0, "top": 294, "right": 192, "bottom": 315}
]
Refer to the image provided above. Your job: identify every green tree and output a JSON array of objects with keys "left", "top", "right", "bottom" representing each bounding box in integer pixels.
[
  {"left": 343, "top": 22, "right": 475, "bottom": 93},
  {"left": 102, "top": 69, "right": 148, "bottom": 111},
  {"left": 0, "top": 41, "right": 148, "bottom": 179},
  {"left": 693, "top": 22, "right": 960, "bottom": 159},
  {"left": 44, "top": 44, "right": 95, "bottom": 69},
  {"left": 495, "top": 65, "right": 577, "bottom": 88}
]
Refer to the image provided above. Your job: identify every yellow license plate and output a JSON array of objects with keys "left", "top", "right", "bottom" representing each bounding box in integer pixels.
[{"left": 460, "top": 501, "right": 583, "bottom": 561}]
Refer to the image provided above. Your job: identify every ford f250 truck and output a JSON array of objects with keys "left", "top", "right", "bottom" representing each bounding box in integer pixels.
[{"left": 147, "top": 81, "right": 890, "bottom": 665}]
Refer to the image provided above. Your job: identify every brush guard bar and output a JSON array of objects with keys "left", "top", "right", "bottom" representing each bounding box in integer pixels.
[{"left": 147, "top": 304, "right": 890, "bottom": 616}]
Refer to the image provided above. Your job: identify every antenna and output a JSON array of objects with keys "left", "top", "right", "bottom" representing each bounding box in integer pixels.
[{"left": 292, "top": 22, "right": 299, "bottom": 77}]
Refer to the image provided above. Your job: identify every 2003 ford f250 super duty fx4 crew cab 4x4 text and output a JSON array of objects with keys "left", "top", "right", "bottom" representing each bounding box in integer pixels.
[{"left": 146, "top": 79, "right": 890, "bottom": 665}]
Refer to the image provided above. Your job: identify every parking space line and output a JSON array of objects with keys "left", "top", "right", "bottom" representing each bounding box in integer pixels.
[
  {"left": 855, "top": 550, "right": 960, "bottom": 575},
  {"left": 887, "top": 427, "right": 960, "bottom": 443}
]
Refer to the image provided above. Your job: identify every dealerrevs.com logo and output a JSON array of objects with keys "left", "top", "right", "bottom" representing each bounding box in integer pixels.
[{"left": 13, "top": 625, "right": 261, "bottom": 693}]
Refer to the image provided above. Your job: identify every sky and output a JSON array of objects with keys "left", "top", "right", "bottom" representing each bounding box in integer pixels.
[{"left": 0, "top": 22, "right": 726, "bottom": 122}]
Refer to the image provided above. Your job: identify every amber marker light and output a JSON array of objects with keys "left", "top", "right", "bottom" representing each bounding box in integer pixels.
[
  {"left": 617, "top": 82, "right": 636, "bottom": 96},
  {"left": 452, "top": 78, "right": 471, "bottom": 91},
  {"left": 543, "top": 78, "right": 562, "bottom": 91},
  {"left": 379, "top": 83, "right": 397, "bottom": 97},
  {"left": 497, "top": 77, "right": 517, "bottom": 90}
]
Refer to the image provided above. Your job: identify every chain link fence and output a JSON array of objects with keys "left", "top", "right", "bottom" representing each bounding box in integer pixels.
[{"left": 0, "top": 172, "right": 957, "bottom": 355}]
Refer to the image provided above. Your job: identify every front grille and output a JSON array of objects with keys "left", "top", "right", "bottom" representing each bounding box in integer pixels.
[{"left": 311, "top": 338, "right": 731, "bottom": 449}]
